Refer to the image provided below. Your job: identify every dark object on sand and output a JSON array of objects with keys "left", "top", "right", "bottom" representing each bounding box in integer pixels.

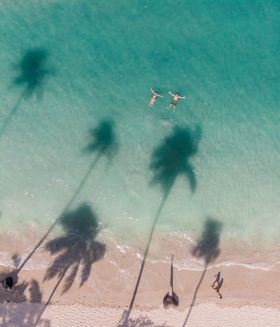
[
  {"left": 2, "top": 276, "right": 14, "bottom": 290},
  {"left": 163, "top": 255, "right": 179, "bottom": 308},
  {"left": 163, "top": 291, "right": 179, "bottom": 307},
  {"left": 211, "top": 272, "right": 223, "bottom": 299}
]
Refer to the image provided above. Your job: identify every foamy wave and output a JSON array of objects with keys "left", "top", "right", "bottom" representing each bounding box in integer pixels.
[{"left": 148, "top": 257, "right": 280, "bottom": 272}]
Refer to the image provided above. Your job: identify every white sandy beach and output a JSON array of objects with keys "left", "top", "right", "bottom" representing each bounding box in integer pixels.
[
  {"left": 2, "top": 302, "right": 280, "bottom": 327},
  {"left": 1, "top": 229, "right": 280, "bottom": 327}
]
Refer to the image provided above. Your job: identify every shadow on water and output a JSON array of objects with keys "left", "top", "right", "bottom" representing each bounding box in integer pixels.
[
  {"left": 181, "top": 218, "right": 222, "bottom": 327},
  {"left": 0, "top": 274, "right": 50, "bottom": 327},
  {"left": 16, "top": 119, "right": 118, "bottom": 274},
  {"left": 0, "top": 48, "right": 53, "bottom": 139},
  {"left": 150, "top": 125, "right": 202, "bottom": 195},
  {"left": 119, "top": 125, "right": 202, "bottom": 326},
  {"left": 33, "top": 203, "right": 105, "bottom": 325}
]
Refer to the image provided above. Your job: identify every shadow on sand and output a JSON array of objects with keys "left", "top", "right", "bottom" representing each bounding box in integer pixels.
[
  {"left": 119, "top": 125, "right": 202, "bottom": 326},
  {"left": 181, "top": 218, "right": 222, "bottom": 327},
  {"left": 0, "top": 48, "right": 53, "bottom": 139},
  {"left": 0, "top": 274, "right": 50, "bottom": 327},
  {"left": 33, "top": 203, "right": 105, "bottom": 325},
  {"left": 16, "top": 119, "right": 118, "bottom": 275},
  {"left": 121, "top": 315, "right": 171, "bottom": 327}
]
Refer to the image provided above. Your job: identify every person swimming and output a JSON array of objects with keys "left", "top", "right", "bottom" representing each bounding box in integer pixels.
[
  {"left": 149, "top": 88, "right": 163, "bottom": 106},
  {"left": 167, "top": 91, "right": 186, "bottom": 111}
]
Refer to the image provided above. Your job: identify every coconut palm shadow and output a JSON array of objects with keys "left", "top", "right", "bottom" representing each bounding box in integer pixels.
[
  {"left": 181, "top": 218, "right": 222, "bottom": 327},
  {"left": 0, "top": 48, "right": 53, "bottom": 139},
  {"left": 33, "top": 203, "right": 105, "bottom": 325},
  {"left": 17, "top": 119, "right": 117, "bottom": 274},
  {"left": 120, "top": 315, "right": 171, "bottom": 327},
  {"left": 120, "top": 126, "right": 201, "bottom": 326},
  {"left": 0, "top": 277, "right": 50, "bottom": 326}
]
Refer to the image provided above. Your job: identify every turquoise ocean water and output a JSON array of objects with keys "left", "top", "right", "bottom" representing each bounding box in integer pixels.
[{"left": 0, "top": 0, "right": 279, "bottom": 254}]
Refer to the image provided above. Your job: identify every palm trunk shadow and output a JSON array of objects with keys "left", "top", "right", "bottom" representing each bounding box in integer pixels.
[
  {"left": 17, "top": 153, "right": 102, "bottom": 273},
  {"left": 181, "top": 263, "right": 208, "bottom": 327},
  {"left": 33, "top": 269, "right": 67, "bottom": 326},
  {"left": 120, "top": 191, "right": 169, "bottom": 326},
  {"left": 0, "top": 92, "right": 24, "bottom": 140}
]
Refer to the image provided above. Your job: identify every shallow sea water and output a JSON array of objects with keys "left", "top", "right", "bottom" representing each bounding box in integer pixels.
[{"left": 0, "top": 0, "right": 279, "bottom": 255}]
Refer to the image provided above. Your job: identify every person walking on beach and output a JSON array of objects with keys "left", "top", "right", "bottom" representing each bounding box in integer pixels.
[
  {"left": 149, "top": 88, "right": 163, "bottom": 106},
  {"left": 163, "top": 255, "right": 179, "bottom": 308},
  {"left": 211, "top": 272, "right": 223, "bottom": 299},
  {"left": 167, "top": 91, "right": 186, "bottom": 111},
  {"left": 215, "top": 277, "right": 223, "bottom": 299},
  {"left": 211, "top": 272, "right": 221, "bottom": 289}
]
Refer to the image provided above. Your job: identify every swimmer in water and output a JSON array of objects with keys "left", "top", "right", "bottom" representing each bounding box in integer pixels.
[
  {"left": 149, "top": 88, "right": 163, "bottom": 107},
  {"left": 167, "top": 91, "right": 186, "bottom": 111}
]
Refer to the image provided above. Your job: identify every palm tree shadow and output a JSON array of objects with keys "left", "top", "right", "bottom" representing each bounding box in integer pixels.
[
  {"left": 120, "top": 125, "right": 202, "bottom": 325},
  {"left": 33, "top": 203, "right": 105, "bottom": 325},
  {"left": 150, "top": 125, "right": 202, "bottom": 195},
  {"left": 181, "top": 218, "right": 222, "bottom": 327},
  {"left": 118, "top": 315, "right": 171, "bottom": 327},
  {"left": 44, "top": 203, "right": 106, "bottom": 291},
  {"left": 0, "top": 48, "right": 53, "bottom": 139},
  {"left": 71, "top": 119, "right": 119, "bottom": 207},
  {"left": 0, "top": 277, "right": 50, "bottom": 326},
  {"left": 16, "top": 119, "right": 118, "bottom": 274}
]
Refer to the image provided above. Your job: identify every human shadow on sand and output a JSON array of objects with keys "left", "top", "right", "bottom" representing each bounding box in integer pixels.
[
  {"left": 0, "top": 275, "right": 50, "bottom": 327},
  {"left": 181, "top": 218, "right": 222, "bottom": 327},
  {"left": 16, "top": 119, "right": 118, "bottom": 274},
  {"left": 119, "top": 125, "right": 202, "bottom": 326},
  {"left": 0, "top": 48, "right": 53, "bottom": 139},
  {"left": 33, "top": 203, "right": 105, "bottom": 325}
]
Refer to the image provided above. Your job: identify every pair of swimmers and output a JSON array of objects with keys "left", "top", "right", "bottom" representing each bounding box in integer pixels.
[{"left": 149, "top": 88, "right": 186, "bottom": 111}]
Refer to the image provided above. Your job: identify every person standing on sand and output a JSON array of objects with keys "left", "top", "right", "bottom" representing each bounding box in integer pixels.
[
  {"left": 167, "top": 91, "right": 186, "bottom": 111},
  {"left": 211, "top": 272, "right": 221, "bottom": 289},
  {"left": 149, "top": 88, "right": 163, "bottom": 106},
  {"left": 215, "top": 277, "right": 223, "bottom": 299},
  {"left": 211, "top": 272, "right": 223, "bottom": 299}
]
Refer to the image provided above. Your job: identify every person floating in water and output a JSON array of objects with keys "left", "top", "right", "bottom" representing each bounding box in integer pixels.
[
  {"left": 167, "top": 91, "right": 186, "bottom": 111},
  {"left": 149, "top": 88, "right": 163, "bottom": 107},
  {"left": 211, "top": 272, "right": 223, "bottom": 299}
]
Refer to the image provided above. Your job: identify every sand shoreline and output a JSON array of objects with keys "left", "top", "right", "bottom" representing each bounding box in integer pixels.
[
  {"left": 1, "top": 229, "right": 280, "bottom": 326},
  {"left": 1, "top": 302, "right": 280, "bottom": 327}
]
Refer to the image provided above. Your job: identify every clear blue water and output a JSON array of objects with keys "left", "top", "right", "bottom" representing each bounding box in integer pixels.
[{"left": 0, "top": 0, "right": 279, "bottom": 248}]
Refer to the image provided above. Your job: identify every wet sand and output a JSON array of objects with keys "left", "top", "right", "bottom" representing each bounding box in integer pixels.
[{"left": 0, "top": 229, "right": 280, "bottom": 326}]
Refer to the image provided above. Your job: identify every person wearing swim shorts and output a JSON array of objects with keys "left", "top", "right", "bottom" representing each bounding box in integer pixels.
[{"left": 167, "top": 91, "right": 186, "bottom": 111}]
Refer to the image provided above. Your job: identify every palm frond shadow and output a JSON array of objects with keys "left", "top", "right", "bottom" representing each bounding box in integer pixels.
[
  {"left": 17, "top": 119, "right": 118, "bottom": 274},
  {"left": 119, "top": 314, "right": 171, "bottom": 327},
  {"left": 84, "top": 119, "right": 119, "bottom": 162},
  {"left": 0, "top": 48, "right": 53, "bottom": 139},
  {"left": 150, "top": 125, "right": 202, "bottom": 195},
  {"left": 13, "top": 48, "right": 53, "bottom": 98},
  {"left": 181, "top": 218, "right": 222, "bottom": 327},
  {"left": 44, "top": 203, "right": 105, "bottom": 291},
  {"left": 0, "top": 276, "right": 50, "bottom": 327},
  {"left": 32, "top": 204, "right": 105, "bottom": 326},
  {"left": 120, "top": 126, "right": 201, "bottom": 326}
]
